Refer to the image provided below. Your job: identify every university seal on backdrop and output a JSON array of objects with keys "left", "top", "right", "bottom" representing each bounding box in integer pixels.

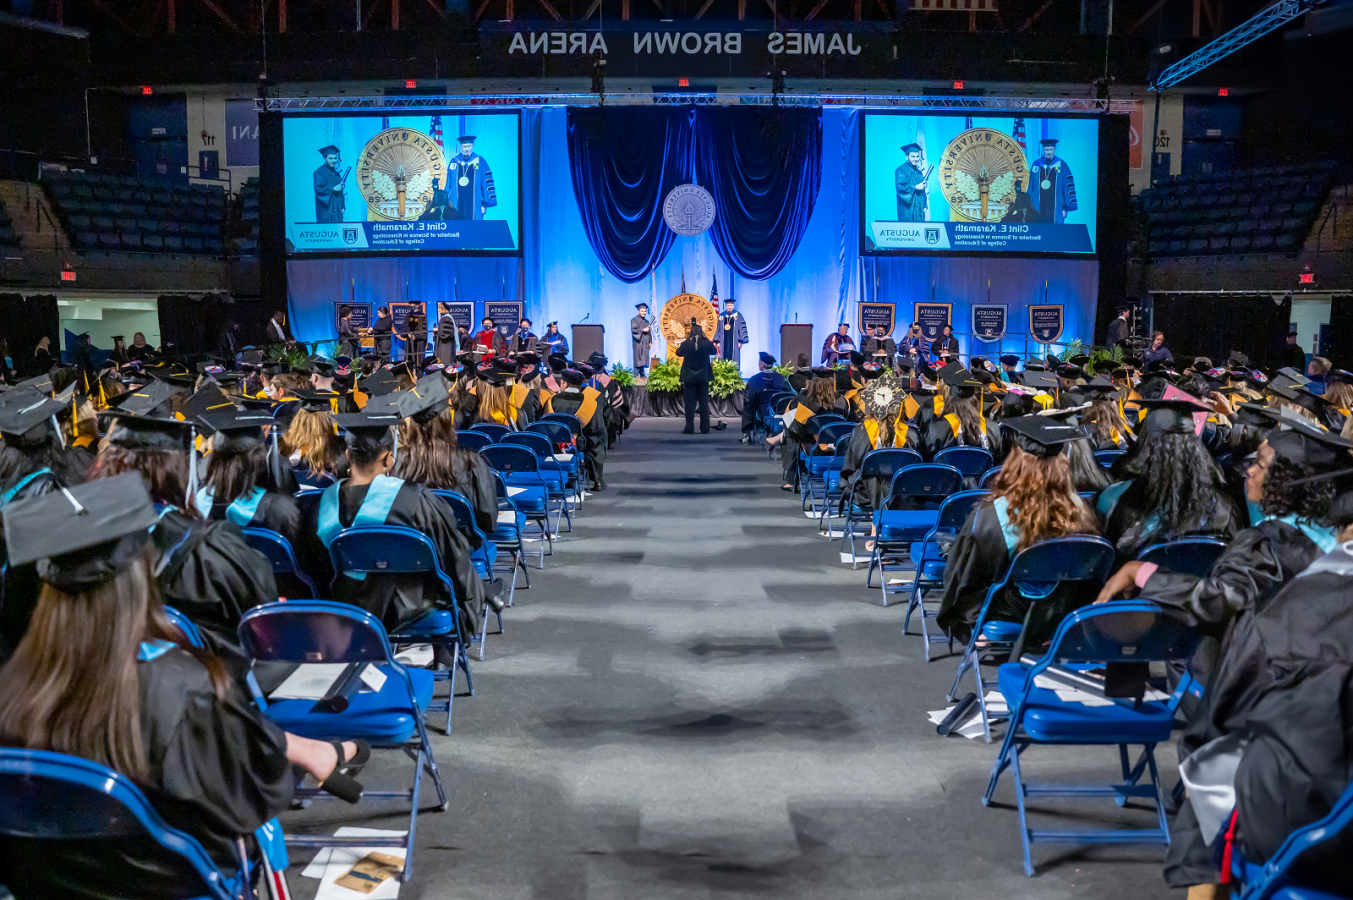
[
  {"left": 356, "top": 128, "right": 446, "bottom": 221},
  {"left": 938, "top": 128, "right": 1030, "bottom": 224},
  {"left": 659, "top": 292, "right": 720, "bottom": 358},
  {"left": 662, "top": 184, "right": 716, "bottom": 237}
]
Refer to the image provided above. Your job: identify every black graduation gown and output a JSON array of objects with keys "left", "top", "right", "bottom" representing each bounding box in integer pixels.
[
  {"left": 1165, "top": 553, "right": 1353, "bottom": 889},
  {"left": 0, "top": 468, "right": 61, "bottom": 658},
  {"left": 551, "top": 386, "right": 607, "bottom": 481},
  {"left": 445, "top": 452, "right": 498, "bottom": 538},
  {"left": 936, "top": 499, "right": 1097, "bottom": 646},
  {"left": 200, "top": 488, "right": 302, "bottom": 548},
  {"left": 918, "top": 412, "right": 1003, "bottom": 462},
  {"left": 152, "top": 509, "right": 279, "bottom": 642},
  {"left": 308, "top": 479, "right": 484, "bottom": 634},
  {"left": 838, "top": 419, "right": 919, "bottom": 512},
  {"left": 1100, "top": 478, "right": 1241, "bottom": 562},
  {"left": 453, "top": 392, "right": 480, "bottom": 431},
  {"left": 0, "top": 646, "right": 293, "bottom": 898}
]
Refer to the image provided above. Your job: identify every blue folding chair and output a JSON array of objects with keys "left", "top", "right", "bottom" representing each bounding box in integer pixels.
[
  {"left": 820, "top": 429, "right": 858, "bottom": 538},
  {"left": 526, "top": 421, "right": 584, "bottom": 504},
  {"left": 327, "top": 525, "right": 472, "bottom": 733},
  {"left": 503, "top": 431, "right": 575, "bottom": 527},
  {"left": 1094, "top": 449, "right": 1126, "bottom": 470},
  {"left": 868, "top": 464, "right": 964, "bottom": 603},
  {"left": 539, "top": 412, "right": 582, "bottom": 440},
  {"left": 429, "top": 488, "right": 507, "bottom": 657},
  {"left": 1136, "top": 537, "right": 1228, "bottom": 578},
  {"left": 935, "top": 446, "right": 995, "bottom": 482},
  {"left": 802, "top": 421, "right": 854, "bottom": 516},
  {"left": 949, "top": 535, "right": 1118, "bottom": 741},
  {"left": 487, "top": 470, "right": 531, "bottom": 588},
  {"left": 0, "top": 748, "right": 253, "bottom": 900},
  {"left": 1235, "top": 778, "right": 1353, "bottom": 900},
  {"left": 242, "top": 526, "right": 320, "bottom": 598},
  {"left": 470, "top": 422, "right": 511, "bottom": 442},
  {"left": 905, "top": 489, "right": 989, "bottom": 660},
  {"left": 982, "top": 601, "right": 1199, "bottom": 875},
  {"left": 163, "top": 604, "right": 206, "bottom": 648},
  {"left": 978, "top": 466, "right": 1003, "bottom": 488},
  {"left": 481, "top": 444, "right": 555, "bottom": 564},
  {"left": 237, "top": 600, "right": 448, "bottom": 881},
  {"left": 455, "top": 429, "right": 493, "bottom": 452},
  {"left": 840, "top": 448, "right": 923, "bottom": 566}
]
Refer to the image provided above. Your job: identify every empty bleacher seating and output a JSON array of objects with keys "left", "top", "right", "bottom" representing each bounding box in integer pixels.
[
  {"left": 0, "top": 200, "right": 20, "bottom": 248},
  {"left": 1135, "top": 160, "right": 1336, "bottom": 259},
  {"left": 42, "top": 170, "right": 228, "bottom": 256}
]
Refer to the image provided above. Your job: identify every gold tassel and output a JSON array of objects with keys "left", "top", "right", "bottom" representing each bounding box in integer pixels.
[{"left": 70, "top": 395, "right": 78, "bottom": 438}]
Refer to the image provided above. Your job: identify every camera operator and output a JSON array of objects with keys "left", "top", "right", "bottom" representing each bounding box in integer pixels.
[{"left": 676, "top": 319, "right": 720, "bottom": 435}]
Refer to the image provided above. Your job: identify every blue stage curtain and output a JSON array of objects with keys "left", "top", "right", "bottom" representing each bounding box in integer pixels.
[
  {"left": 693, "top": 107, "right": 822, "bottom": 281},
  {"left": 566, "top": 107, "right": 693, "bottom": 283}
]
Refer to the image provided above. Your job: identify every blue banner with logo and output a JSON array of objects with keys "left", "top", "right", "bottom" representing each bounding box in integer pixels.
[
  {"left": 446, "top": 301, "right": 475, "bottom": 334},
  {"left": 1029, "top": 305, "right": 1065, "bottom": 344},
  {"left": 914, "top": 303, "right": 952, "bottom": 342},
  {"left": 858, "top": 301, "right": 896, "bottom": 335},
  {"left": 485, "top": 300, "right": 523, "bottom": 338},
  {"left": 335, "top": 301, "right": 371, "bottom": 334},
  {"left": 971, "top": 304, "right": 1008, "bottom": 343}
]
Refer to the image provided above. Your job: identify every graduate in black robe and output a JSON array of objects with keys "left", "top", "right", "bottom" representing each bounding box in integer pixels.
[
  {"left": 1098, "top": 396, "right": 1241, "bottom": 561},
  {"left": 935, "top": 416, "right": 1101, "bottom": 645},
  {"left": 0, "top": 476, "right": 365, "bottom": 898},
  {"left": 772, "top": 368, "right": 850, "bottom": 490},
  {"left": 838, "top": 372, "right": 919, "bottom": 512},
  {"left": 548, "top": 366, "right": 607, "bottom": 489},
  {"left": 918, "top": 368, "right": 1004, "bottom": 462},
  {"left": 307, "top": 408, "right": 494, "bottom": 637},
  {"left": 284, "top": 389, "right": 349, "bottom": 491},
  {"left": 193, "top": 408, "right": 303, "bottom": 548}
]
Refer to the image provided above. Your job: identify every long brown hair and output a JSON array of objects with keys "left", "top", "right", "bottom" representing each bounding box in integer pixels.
[
  {"left": 805, "top": 374, "right": 836, "bottom": 408},
  {"left": 283, "top": 407, "right": 341, "bottom": 475},
  {"left": 393, "top": 408, "right": 482, "bottom": 490},
  {"left": 989, "top": 444, "right": 1099, "bottom": 550},
  {"left": 91, "top": 444, "right": 193, "bottom": 511},
  {"left": 947, "top": 393, "right": 989, "bottom": 448},
  {"left": 476, "top": 383, "right": 516, "bottom": 428},
  {"left": 1081, "top": 398, "right": 1131, "bottom": 447},
  {"left": 1324, "top": 382, "right": 1353, "bottom": 411},
  {"left": 0, "top": 549, "right": 228, "bottom": 782}
]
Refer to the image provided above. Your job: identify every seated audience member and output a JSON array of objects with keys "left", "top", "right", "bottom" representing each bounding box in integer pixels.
[
  {"left": 1162, "top": 488, "right": 1353, "bottom": 892},
  {"left": 391, "top": 375, "right": 498, "bottom": 537},
  {"left": 0, "top": 475, "right": 365, "bottom": 898},
  {"left": 310, "top": 408, "right": 500, "bottom": 639},
  {"left": 283, "top": 389, "right": 347, "bottom": 490},
  {"left": 920, "top": 368, "right": 1003, "bottom": 460},
  {"left": 90, "top": 412, "right": 278, "bottom": 641},
  {"left": 1099, "top": 396, "right": 1241, "bottom": 559},
  {"left": 769, "top": 367, "right": 848, "bottom": 491},
  {"left": 194, "top": 409, "right": 302, "bottom": 545},
  {"left": 549, "top": 364, "right": 608, "bottom": 489},
  {"left": 936, "top": 416, "right": 1099, "bottom": 644},
  {"left": 787, "top": 353, "right": 812, "bottom": 393},
  {"left": 839, "top": 372, "right": 918, "bottom": 510},
  {"left": 1065, "top": 433, "right": 1111, "bottom": 494},
  {"left": 1078, "top": 376, "right": 1134, "bottom": 451},
  {"left": 471, "top": 363, "right": 519, "bottom": 430}
]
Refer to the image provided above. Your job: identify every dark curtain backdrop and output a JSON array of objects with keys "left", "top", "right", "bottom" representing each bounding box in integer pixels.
[
  {"left": 566, "top": 106, "right": 822, "bottom": 284},
  {"left": 158, "top": 293, "right": 263, "bottom": 356},
  {"left": 1152, "top": 293, "right": 1292, "bottom": 367},
  {"left": 1326, "top": 296, "right": 1353, "bottom": 367},
  {"left": 0, "top": 293, "right": 60, "bottom": 375},
  {"left": 692, "top": 107, "right": 822, "bottom": 281}
]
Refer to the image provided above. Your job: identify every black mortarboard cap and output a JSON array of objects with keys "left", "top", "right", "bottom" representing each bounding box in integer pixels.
[
  {"left": 333, "top": 409, "right": 399, "bottom": 446},
  {"left": 198, "top": 409, "right": 273, "bottom": 451},
  {"left": 456, "top": 134, "right": 476, "bottom": 143},
  {"left": 178, "top": 384, "right": 237, "bottom": 423},
  {"left": 759, "top": 351, "right": 776, "bottom": 366},
  {"left": 937, "top": 361, "right": 963, "bottom": 380},
  {"left": 1079, "top": 375, "right": 1118, "bottom": 396},
  {"left": 104, "top": 381, "right": 185, "bottom": 417},
  {"left": 288, "top": 388, "right": 341, "bottom": 412},
  {"left": 1039, "top": 138, "right": 1059, "bottom": 146},
  {"left": 1276, "top": 367, "right": 1312, "bottom": 386},
  {"left": 1138, "top": 395, "right": 1212, "bottom": 435},
  {"left": 0, "top": 398, "right": 61, "bottom": 443},
  {"left": 100, "top": 411, "right": 195, "bottom": 452},
  {"left": 1001, "top": 415, "right": 1081, "bottom": 458},
  {"left": 560, "top": 368, "right": 584, "bottom": 386},
  {"left": 998, "top": 355, "right": 1021, "bottom": 367},
  {"left": 901, "top": 142, "right": 921, "bottom": 153},
  {"left": 1021, "top": 370, "right": 1061, "bottom": 391},
  {"left": 1255, "top": 407, "right": 1353, "bottom": 469},
  {"left": 398, "top": 376, "right": 450, "bottom": 420},
  {"left": 359, "top": 368, "right": 401, "bottom": 397},
  {"left": 942, "top": 368, "right": 984, "bottom": 398},
  {"left": 318, "top": 144, "right": 340, "bottom": 156},
  {"left": 309, "top": 358, "right": 336, "bottom": 378},
  {"left": 635, "top": 302, "right": 649, "bottom": 310},
  {"left": 810, "top": 366, "right": 834, "bottom": 378},
  {"left": 2, "top": 473, "right": 160, "bottom": 588},
  {"left": 587, "top": 352, "right": 609, "bottom": 370}
]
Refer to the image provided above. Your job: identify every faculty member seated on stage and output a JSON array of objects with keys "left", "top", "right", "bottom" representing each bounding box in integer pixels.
[
  {"left": 821, "top": 323, "right": 856, "bottom": 365},
  {"left": 741, "top": 351, "right": 790, "bottom": 443},
  {"left": 862, "top": 324, "right": 897, "bottom": 368}
]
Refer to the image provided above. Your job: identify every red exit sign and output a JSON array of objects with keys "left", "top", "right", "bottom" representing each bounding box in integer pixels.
[
  {"left": 405, "top": 80, "right": 417, "bottom": 89},
  {"left": 1217, "top": 88, "right": 1229, "bottom": 97},
  {"left": 1299, "top": 272, "right": 1315, "bottom": 285},
  {"left": 953, "top": 80, "right": 964, "bottom": 89},
  {"left": 60, "top": 270, "right": 76, "bottom": 282}
]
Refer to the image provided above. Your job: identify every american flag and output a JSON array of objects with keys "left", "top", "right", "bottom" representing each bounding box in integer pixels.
[
  {"left": 1013, "top": 118, "right": 1027, "bottom": 152},
  {"left": 429, "top": 116, "right": 444, "bottom": 149},
  {"left": 710, "top": 272, "right": 720, "bottom": 312}
]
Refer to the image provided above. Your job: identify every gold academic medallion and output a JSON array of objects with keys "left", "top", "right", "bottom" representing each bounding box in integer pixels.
[
  {"left": 938, "top": 128, "right": 1031, "bottom": 224},
  {"left": 356, "top": 128, "right": 446, "bottom": 221}
]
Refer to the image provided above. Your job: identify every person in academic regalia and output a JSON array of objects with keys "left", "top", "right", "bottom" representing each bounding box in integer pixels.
[
  {"left": 935, "top": 416, "right": 1100, "bottom": 645},
  {"left": 1027, "top": 138, "right": 1078, "bottom": 225},
  {"left": 446, "top": 135, "right": 497, "bottom": 221},
  {"left": 1105, "top": 305, "right": 1132, "bottom": 350},
  {"left": 537, "top": 321, "right": 567, "bottom": 359},
  {"left": 313, "top": 144, "right": 347, "bottom": 224},
  {"left": 193, "top": 409, "right": 302, "bottom": 549},
  {"left": 821, "top": 323, "right": 856, "bottom": 365},
  {"left": 998, "top": 355, "right": 1023, "bottom": 385},
  {"left": 1077, "top": 376, "right": 1134, "bottom": 451},
  {"left": 265, "top": 310, "right": 292, "bottom": 346},
  {"left": 283, "top": 389, "right": 348, "bottom": 491},
  {"left": 718, "top": 297, "right": 749, "bottom": 366},
  {"left": 508, "top": 317, "right": 537, "bottom": 356},
  {"left": 0, "top": 475, "right": 368, "bottom": 899},
  {"left": 741, "top": 351, "right": 790, "bottom": 443},
  {"left": 473, "top": 317, "right": 507, "bottom": 358},
  {"left": 307, "top": 409, "right": 498, "bottom": 638},
  {"left": 586, "top": 354, "right": 629, "bottom": 448},
  {"left": 391, "top": 375, "right": 498, "bottom": 538},
  {"left": 337, "top": 305, "right": 359, "bottom": 358},
  {"left": 549, "top": 365, "right": 609, "bottom": 489},
  {"left": 930, "top": 323, "right": 960, "bottom": 362},
  {"left": 471, "top": 361, "right": 520, "bottom": 431},
  {"left": 770, "top": 367, "right": 849, "bottom": 491},
  {"left": 862, "top": 324, "right": 897, "bottom": 366},
  {"left": 434, "top": 302, "right": 459, "bottom": 364},
  {"left": 895, "top": 143, "right": 929, "bottom": 222},
  {"left": 919, "top": 368, "right": 1003, "bottom": 462},
  {"left": 89, "top": 412, "right": 279, "bottom": 643},
  {"left": 631, "top": 304, "right": 653, "bottom": 377},
  {"left": 367, "top": 305, "right": 394, "bottom": 362},
  {"left": 1098, "top": 396, "right": 1241, "bottom": 561},
  {"left": 838, "top": 371, "right": 920, "bottom": 511},
  {"left": 1158, "top": 488, "right": 1353, "bottom": 891}
]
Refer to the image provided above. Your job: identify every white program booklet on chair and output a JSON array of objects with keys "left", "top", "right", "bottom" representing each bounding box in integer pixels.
[
  {"left": 268, "top": 663, "right": 350, "bottom": 700},
  {"left": 497, "top": 510, "right": 517, "bottom": 524},
  {"left": 506, "top": 486, "right": 527, "bottom": 497},
  {"left": 552, "top": 452, "right": 574, "bottom": 462}
]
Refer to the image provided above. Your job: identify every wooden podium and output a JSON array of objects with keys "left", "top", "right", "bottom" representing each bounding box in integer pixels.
[
  {"left": 780, "top": 324, "right": 814, "bottom": 368},
  {"left": 572, "top": 324, "right": 605, "bottom": 362}
]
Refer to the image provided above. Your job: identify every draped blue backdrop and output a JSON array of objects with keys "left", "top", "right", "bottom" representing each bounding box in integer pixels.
[{"left": 286, "top": 107, "right": 1099, "bottom": 375}]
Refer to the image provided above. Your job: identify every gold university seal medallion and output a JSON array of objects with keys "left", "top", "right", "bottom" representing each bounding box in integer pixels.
[
  {"left": 659, "top": 293, "right": 720, "bottom": 358},
  {"left": 356, "top": 128, "right": 446, "bottom": 221},
  {"left": 938, "top": 128, "right": 1031, "bottom": 224}
]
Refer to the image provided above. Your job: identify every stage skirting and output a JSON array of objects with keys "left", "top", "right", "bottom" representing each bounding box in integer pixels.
[
  {"left": 623, "top": 385, "right": 744, "bottom": 419},
  {"left": 286, "top": 108, "right": 1099, "bottom": 375}
]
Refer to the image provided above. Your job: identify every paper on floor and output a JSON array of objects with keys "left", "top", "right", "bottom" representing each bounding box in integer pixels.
[
  {"left": 301, "top": 828, "right": 407, "bottom": 879},
  {"left": 926, "top": 707, "right": 988, "bottom": 740}
]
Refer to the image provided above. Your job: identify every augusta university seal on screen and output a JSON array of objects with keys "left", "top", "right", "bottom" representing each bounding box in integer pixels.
[
  {"left": 938, "top": 128, "right": 1030, "bottom": 224},
  {"left": 356, "top": 128, "right": 446, "bottom": 221},
  {"left": 662, "top": 184, "right": 716, "bottom": 236}
]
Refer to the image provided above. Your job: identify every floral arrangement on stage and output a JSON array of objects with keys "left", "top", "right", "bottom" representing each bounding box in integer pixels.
[
  {"left": 710, "top": 360, "right": 746, "bottom": 399},
  {"left": 608, "top": 364, "right": 637, "bottom": 387},
  {"left": 267, "top": 343, "right": 312, "bottom": 371},
  {"left": 645, "top": 360, "right": 682, "bottom": 393},
  {"left": 773, "top": 363, "right": 795, "bottom": 378}
]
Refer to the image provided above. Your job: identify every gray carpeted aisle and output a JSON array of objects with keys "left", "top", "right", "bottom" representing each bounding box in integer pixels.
[{"left": 288, "top": 417, "right": 1175, "bottom": 898}]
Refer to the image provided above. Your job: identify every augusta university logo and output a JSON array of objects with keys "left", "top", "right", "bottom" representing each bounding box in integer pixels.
[
  {"left": 925, "top": 227, "right": 940, "bottom": 245},
  {"left": 343, "top": 227, "right": 358, "bottom": 245}
]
